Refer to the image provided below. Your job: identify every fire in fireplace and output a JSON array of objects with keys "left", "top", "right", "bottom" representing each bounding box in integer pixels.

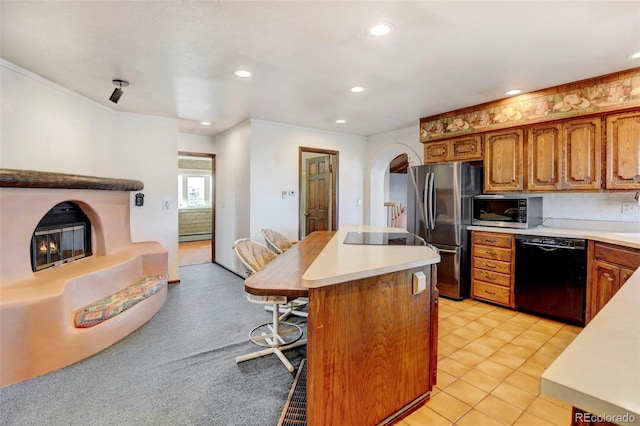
[{"left": 30, "top": 201, "right": 92, "bottom": 271}]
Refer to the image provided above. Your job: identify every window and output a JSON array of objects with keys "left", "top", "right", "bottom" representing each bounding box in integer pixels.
[{"left": 178, "top": 171, "right": 212, "bottom": 209}]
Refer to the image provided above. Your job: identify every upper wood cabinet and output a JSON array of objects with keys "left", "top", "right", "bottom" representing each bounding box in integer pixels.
[
  {"left": 424, "top": 135, "right": 481, "bottom": 164},
  {"left": 483, "top": 129, "right": 523, "bottom": 192},
  {"left": 561, "top": 117, "right": 602, "bottom": 190},
  {"left": 527, "top": 124, "right": 562, "bottom": 191},
  {"left": 606, "top": 111, "right": 640, "bottom": 190},
  {"left": 424, "top": 141, "right": 449, "bottom": 164}
]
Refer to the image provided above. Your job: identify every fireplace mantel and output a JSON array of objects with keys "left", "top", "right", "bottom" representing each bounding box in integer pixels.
[{"left": 0, "top": 168, "right": 143, "bottom": 191}]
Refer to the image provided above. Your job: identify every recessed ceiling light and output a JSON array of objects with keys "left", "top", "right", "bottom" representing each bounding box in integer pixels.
[
  {"left": 336, "top": 119, "right": 346, "bottom": 124},
  {"left": 367, "top": 23, "right": 394, "bottom": 37},
  {"left": 629, "top": 51, "right": 640, "bottom": 59},
  {"left": 233, "top": 69, "right": 253, "bottom": 78},
  {"left": 505, "top": 89, "right": 522, "bottom": 96},
  {"left": 350, "top": 86, "right": 365, "bottom": 93},
  {"left": 200, "top": 121, "right": 211, "bottom": 126}
]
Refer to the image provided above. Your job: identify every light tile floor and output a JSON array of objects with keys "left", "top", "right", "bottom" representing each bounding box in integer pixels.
[{"left": 398, "top": 298, "right": 583, "bottom": 426}]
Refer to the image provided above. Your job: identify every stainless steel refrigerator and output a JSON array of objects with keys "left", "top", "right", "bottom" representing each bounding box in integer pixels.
[{"left": 407, "top": 162, "right": 483, "bottom": 299}]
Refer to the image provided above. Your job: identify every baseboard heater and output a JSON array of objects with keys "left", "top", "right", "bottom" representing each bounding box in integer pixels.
[{"left": 278, "top": 359, "right": 307, "bottom": 426}]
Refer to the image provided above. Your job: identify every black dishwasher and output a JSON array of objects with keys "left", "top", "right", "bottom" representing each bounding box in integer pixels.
[{"left": 514, "top": 235, "right": 587, "bottom": 326}]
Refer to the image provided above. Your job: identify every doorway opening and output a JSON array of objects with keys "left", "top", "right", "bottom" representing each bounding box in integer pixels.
[
  {"left": 299, "top": 147, "right": 338, "bottom": 239},
  {"left": 178, "top": 151, "right": 215, "bottom": 266},
  {"left": 367, "top": 144, "right": 422, "bottom": 227}
]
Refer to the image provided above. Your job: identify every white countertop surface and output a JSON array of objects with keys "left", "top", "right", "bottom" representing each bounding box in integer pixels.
[
  {"left": 301, "top": 224, "right": 440, "bottom": 288},
  {"left": 541, "top": 270, "right": 640, "bottom": 424}
]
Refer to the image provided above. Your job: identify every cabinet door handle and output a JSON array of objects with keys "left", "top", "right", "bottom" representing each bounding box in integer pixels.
[
  {"left": 486, "top": 249, "right": 498, "bottom": 256},
  {"left": 485, "top": 239, "right": 497, "bottom": 243},
  {"left": 602, "top": 272, "right": 614, "bottom": 281},
  {"left": 583, "top": 176, "right": 591, "bottom": 182},
  {"left": 484, "top": 262, "right": 497, "bottom": 269},
  {"left": 483, "top": 290, "right": 496, "bottom": 295}
]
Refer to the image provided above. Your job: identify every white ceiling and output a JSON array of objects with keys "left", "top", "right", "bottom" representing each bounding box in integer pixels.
[{"left": 2, "top": 1, "right": 639, "bottom": 138}]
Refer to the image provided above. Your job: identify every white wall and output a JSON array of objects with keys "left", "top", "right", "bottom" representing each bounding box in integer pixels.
[
  {"left": 249, "top": 119, "right": 367, "bottom": 243},
  {"left": 213, "top": 120, "right": 251, "bottom": 272},
  {"left": 0, "top": 60, "right": 181, "bottom": 280},
  {"left": 541, "top": 192, "right": 640, "bottom": 224},
  {"left": 178, "top": 132, "right": 215, "bottom": 154}
]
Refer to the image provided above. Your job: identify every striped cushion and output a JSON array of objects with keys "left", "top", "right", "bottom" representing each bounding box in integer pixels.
[{"left": 74, "top": 274, "right": 167, "bottom": 328}]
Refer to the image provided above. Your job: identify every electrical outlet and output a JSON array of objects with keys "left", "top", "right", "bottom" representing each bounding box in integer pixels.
[{"left": 621, "top": 202, "right": 636, "bottom": 214}]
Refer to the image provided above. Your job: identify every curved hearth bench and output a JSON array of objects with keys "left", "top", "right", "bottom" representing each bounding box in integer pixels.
[{"left": 0, "top": 242, "right": 168, "bottom": 388}]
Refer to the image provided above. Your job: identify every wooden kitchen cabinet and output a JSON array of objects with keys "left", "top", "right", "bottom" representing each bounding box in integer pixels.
[
  {"left": 527, "top": 123, "right": 562, "bottom": 191},
  {"left": 586, "top": 241, "right": 640, "bottom": 323},
  {"left": 606, "top": 110, "right": 640, "bottom": 190},
  {"left": 483, "top": 129, "right": 524, "bottom": 193},
  {"left": 424, "top": 135, "right": 481, "bottom": 163},
  {"left": 471, "top": 231, "right": 516, "bottom": 308},
  {"left": 424, "top": 141, "right": 449, "bottom": 163},
  {"left": 561, "top": 117, "right": 602, "bottom": 190}
]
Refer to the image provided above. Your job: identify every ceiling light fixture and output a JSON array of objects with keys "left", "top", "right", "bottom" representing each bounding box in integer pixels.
[
  {"left": 109, "top": 79, "right": 129, "bottom": 104},
  {"left": 233, "top": 69, "right": 253, "bottom": 78},
  {"left": 200, "top": 121, "right": 212, "bottom": 126},
  {"left": 336, "top": 119, "right": 346, "bottom": 124},
  {"left": 367, "top": 23, "right": 394, "bottom": 37},
  {"left": 629, "top": 51, "right": 640, "bottom": 59},
  {"left": 505, "top": 89, "right": 522, "bottom": 96},
  {"left": 350, "top": 86, "right": 365, "bottom": 93}
]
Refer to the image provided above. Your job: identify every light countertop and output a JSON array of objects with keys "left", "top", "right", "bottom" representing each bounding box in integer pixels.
[
  {"left": 301, "top": 224, "right": 440, "bottom": 288},
  {"left": 541, "top": 270, "right": 640, "bottom": 424}
]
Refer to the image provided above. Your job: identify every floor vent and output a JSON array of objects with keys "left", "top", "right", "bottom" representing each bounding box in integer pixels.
[{"left": 278, "top": 359, "right": 307, "bottom": 426}]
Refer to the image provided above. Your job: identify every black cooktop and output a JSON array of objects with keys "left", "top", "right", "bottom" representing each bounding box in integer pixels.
[{"left": 343, "top": 232, "right": 426, "bottom": 246}]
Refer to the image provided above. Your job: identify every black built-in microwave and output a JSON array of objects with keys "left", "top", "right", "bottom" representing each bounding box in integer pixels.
[{"left": 472, "top": 195, "right": 543, "bottom": 229}]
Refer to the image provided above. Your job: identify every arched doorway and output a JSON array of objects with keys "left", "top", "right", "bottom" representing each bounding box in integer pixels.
[{"left": 367, "top": 144, "right": 421, "bottom": 227}]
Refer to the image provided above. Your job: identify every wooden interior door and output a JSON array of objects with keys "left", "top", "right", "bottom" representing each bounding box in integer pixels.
[{"left": 305, "top": 155, "right": 330, "bottom": 235}]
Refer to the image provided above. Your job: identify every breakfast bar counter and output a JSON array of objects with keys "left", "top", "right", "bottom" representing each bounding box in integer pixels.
[{"left": 245, "top": 225, "right": 441, "bottom": 426}]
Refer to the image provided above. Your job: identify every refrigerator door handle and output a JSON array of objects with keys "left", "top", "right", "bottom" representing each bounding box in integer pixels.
[
  {"left": 437, "top": 248, "right": 458, "bottom": 254},
  {"left": 430, "top": 173, "right": 436, "bottom": 230},
  {"left": 423, "top": 172, "right": 430, "bottom": 231}
]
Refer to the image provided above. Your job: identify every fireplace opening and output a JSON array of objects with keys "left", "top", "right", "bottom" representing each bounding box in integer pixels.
[{"left": 30, "top": 201, "right": 92, "bottom": 272}]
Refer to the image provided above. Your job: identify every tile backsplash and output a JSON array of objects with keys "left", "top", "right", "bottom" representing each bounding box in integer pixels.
[{"left": 542, "top": 192, "right": 640, "bottom": 224}]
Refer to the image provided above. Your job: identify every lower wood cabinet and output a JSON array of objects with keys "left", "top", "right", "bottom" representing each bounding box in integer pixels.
[
  {"left": 471, "top": 231, "right": 516, "bottom": 308},
  {"left": 587, "top": 241, "right": 640, "bottom": 323}
]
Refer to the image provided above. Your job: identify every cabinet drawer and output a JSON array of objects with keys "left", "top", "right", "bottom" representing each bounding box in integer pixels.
[
  {"left": 473, "top": 232, "right": 512, "bottom": 248},
  {"left": 594, "top": 243, "right": 640, "bottom": 270},
  {"left": 473, "top": 245, "right": 512, "bottom": 262},
  {"left": 473, "top": 258, "right": 511, "bottom": 275},
  {"left": 473, "top": 268, "right": 511, "bottom": 287},
  {"left": 472, "top": 280, "right": 511, "bottom": 306}
]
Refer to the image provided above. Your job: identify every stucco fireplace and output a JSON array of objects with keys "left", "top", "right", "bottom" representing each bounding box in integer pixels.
[{"left": 0, "top": 169, "right": 169, "bottom": 387}]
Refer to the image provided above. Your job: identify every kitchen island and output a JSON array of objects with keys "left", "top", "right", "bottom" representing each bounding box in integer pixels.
[{"left": 245, "top": 225, "right": 441, "bottom": 426}]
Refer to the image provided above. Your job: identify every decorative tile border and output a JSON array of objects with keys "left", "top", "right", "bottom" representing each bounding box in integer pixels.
[
  {"left": 420, "top": 67, "right": 640, "bottom": 142},
  {"left": 0, "top": 169, "right": 143, "bottom": 191}
]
